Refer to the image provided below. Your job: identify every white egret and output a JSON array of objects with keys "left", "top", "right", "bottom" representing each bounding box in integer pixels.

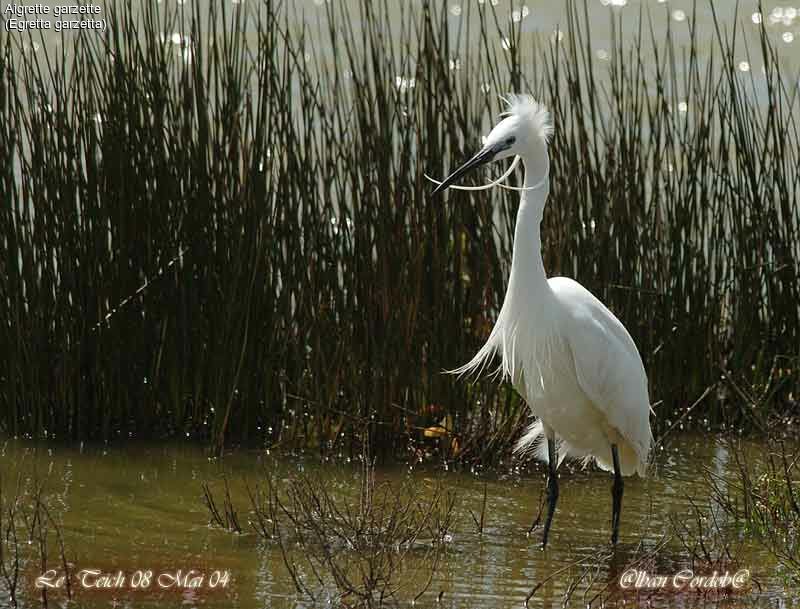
[{"left": 431, "top": 95, "right": 652, "bottom": 547}]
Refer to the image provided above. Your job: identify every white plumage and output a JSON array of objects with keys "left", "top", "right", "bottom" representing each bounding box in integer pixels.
[{"left": 433, "top": 94, "right": 653, "bottom": 545}]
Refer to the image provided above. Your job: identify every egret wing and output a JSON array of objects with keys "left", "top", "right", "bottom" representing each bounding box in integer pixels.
[{"left": 552, "top": 279, "right": 652, "bottom": 467}]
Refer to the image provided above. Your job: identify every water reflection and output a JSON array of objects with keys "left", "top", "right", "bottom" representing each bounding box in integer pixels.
[
  {"left": 5, "top": 0, "right": 800, "bottom": 110},
  {"left": 0, "top": 435, "right": 793, "bottom": 608}
]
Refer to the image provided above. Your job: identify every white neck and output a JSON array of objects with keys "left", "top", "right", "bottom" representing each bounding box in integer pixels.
[
  {"left": 452, "top": 153, "right": 557, "bottom": 383},
  {"left": 508, "top": 160, "right": 552, "bottom": 299}
]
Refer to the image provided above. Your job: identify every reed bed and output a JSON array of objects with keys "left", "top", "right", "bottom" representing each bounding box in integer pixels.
[{"left": 1, "top": 0, "right": 798, "bottom": 458}]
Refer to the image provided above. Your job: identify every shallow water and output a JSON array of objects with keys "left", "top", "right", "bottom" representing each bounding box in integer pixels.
[
  {"left": 0, "top": 434, "right": 796, "bottom": 608},
  {"left": 7, "top": 0, "right": 800, "bottom": 75}
]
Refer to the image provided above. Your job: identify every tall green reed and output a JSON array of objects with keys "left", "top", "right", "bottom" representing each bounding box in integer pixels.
[{"left": 1, "top": 0, "right": 797, "bottom": 459}]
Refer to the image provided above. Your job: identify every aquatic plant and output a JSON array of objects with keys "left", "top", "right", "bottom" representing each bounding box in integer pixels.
[
  {"left": 1, "top": 0, "right": 798, "bottom": 457},
  {"left": 706, "top": 436, "right": 800, "bottom": 586},
  {"left": 0, "top": 467, "right": 72, "bottom": 608},
  {"left": 204, "top": 448, "right": 456, "bottom": 606}
]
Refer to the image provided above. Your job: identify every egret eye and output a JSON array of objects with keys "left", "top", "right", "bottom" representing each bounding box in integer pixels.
[{"left": 505, "top": 136, "right": 516, "bottom": 145}]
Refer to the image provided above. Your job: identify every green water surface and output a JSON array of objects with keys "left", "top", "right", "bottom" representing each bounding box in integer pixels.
[{"left": 0, "top": 435, "right": 797, "bottom": 608}]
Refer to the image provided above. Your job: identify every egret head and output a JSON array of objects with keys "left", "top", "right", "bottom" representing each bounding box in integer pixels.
[{"left": 433, "top": 94, "right": 553, "bottom": 194}]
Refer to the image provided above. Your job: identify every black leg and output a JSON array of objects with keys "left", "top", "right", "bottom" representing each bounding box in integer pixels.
[
  {"left": 611, "top": 443, "right": 624, "bottom": 546},
  {"left": 541, "top": 436, "right": 559, "bottom": 549}
]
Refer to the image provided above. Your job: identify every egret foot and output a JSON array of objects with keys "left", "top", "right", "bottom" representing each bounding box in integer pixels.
[
  {"left": 541, "top": 436, "right": 559, "bottom": 549},
  {"left": 610, "top": 443, "right": 624, "bottom": 546}
]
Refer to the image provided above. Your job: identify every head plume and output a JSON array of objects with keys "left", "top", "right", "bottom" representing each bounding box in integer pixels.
[
  {"left": 426, "top": 93, "right": 553, "bottom": 194},
  {"left": 500, "top": 94, "right": 554, "bottom": 143}
]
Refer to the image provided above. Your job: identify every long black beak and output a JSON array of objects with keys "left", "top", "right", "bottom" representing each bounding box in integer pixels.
[{"left": 432, "top": 144, "right": 499, "bottom": 194}]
